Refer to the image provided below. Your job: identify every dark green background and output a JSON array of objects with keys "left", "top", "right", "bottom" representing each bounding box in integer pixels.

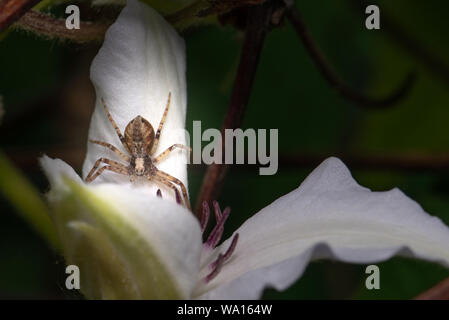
[{"left": 1, "top": 0, "right": 449, "bottom": 299}]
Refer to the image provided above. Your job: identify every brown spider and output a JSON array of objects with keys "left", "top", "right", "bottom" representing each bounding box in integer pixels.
[{"left": 85, "top": 92, "right": 191, "bottom": 210}]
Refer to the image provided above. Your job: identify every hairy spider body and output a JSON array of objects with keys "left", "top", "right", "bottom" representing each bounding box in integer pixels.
[
  {"left": 128, "top": 154, "right": 154, "bottom": 177},
  {"left": 125, "top": 116, "right": 154, "bottom": 155},
  {"left": 85, "top": 93, "right": 191, "bottom": 210}
]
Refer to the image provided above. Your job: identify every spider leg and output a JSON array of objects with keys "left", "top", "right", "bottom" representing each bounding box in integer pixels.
[
  {"left": 89, "top": 139, "right": 131, "bottom": 162},
  {"left": 151, "top": 174, "right": 183, "bottom": 206},
  {"left": 153, "top": 144, "right": 191, "bottom": 164},
  {"left": 86, "top": 165, "right": 129, "bottom": 183},
  {"left": 85, "top": 158, "right": 129, "bottom": 183},
  {"left": 154, "top": 169, "right": 191, "bottom": 211},
  {"left": 101, "top": 97, "right": 130, "bottom": 153},
  {"left": 150, "top": 92, "right": 171, "bottom": 155}
]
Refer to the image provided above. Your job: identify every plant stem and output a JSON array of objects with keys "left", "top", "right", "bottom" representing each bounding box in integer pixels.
[
  {"left": 194, "top": 1, "right": 273, "bottom": 218},
  {"left": 0, "top": 0, "right": 41, "bottom": 32},
  {"left": 350, "top": 0, "right": 449, "bottom": 86},
  {"left": 284, "top": 0, "right": 415, "bottom": 109},
  {"left": 415, "top": 277, "right": 449, "bottom": 300},
  {"left": 8, "top": 148, "right": 449, "bottom": 173},
  {"left": 15, "top": 10, "right": 111, "bottom": 43},
  {"left": 277, "top": 153, "right": 449, "bottom": 172}
]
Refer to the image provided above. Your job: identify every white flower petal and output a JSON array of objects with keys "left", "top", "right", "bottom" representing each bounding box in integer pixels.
[
  {"left": 198, "top": 157, "right": 449, "bottom": 299},
  {"left": 41, "top": 156, "right": 202, "bottom": 299},
  {"left": 83, "top": 0, "right": 188, "bottom": 203}
]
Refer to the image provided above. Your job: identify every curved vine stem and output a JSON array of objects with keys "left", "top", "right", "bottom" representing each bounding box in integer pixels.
[
  {"left": 415, "top": 277, "right": 449, "bottom": 300},
  {"left": 284, "top": 0, "right": 415, "bottom": 109},
  {"left": 15, "top": 10, "right": 111, "bottom": 43},
  {"left": 0, "top": 0, "right": 41, "bottom": 32},
  {"left": 194, "top": 1, "right": 273, "bottom": 218}
]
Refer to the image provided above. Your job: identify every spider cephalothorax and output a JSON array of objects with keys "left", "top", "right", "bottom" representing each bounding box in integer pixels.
[{"left": 85, "top": 92, "right": 191, "bottom": 210}]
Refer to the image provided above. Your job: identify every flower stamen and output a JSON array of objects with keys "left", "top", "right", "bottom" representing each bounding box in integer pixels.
[
  {"left": 201, "top": 201, "right": 239, "bottom": 283},
  {"left": 210, "top": 233, "right": 239, "bottom": 270},
  {"left": 212, "top": 200, "right": 222, "bottom": 221},
  {"left": 205, "top": 206, "right": 230, "bottom": 248},
  {"left": 205, "top": 254, "right": 225, "bottom": 283},
  {"left": 200, "top": 201, "right": 210, "bottom": 232}
]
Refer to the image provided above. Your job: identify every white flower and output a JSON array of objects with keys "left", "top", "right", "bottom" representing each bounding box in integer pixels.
[
  {"left": 83, "top": 0, "right": 188, "bottom": 200},
  {"left": 40, "top": 0, "right": 449, "bottom": 299}
]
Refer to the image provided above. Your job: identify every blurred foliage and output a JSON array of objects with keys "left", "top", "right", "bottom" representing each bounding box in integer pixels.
[
  {"left": 0, "top": 0, "right": 449, "bottom": 298},
  {"left": 0, "top": 152, "right": 59, "bottom": 250}
]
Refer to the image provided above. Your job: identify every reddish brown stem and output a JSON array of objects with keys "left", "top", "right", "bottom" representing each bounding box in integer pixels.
[
  {"left": 285, "top": 0, "right": 415, "bottom": 109},
  {"left": 0, "top": 0, "right": 41, "bottom": 32},
  {"left": 16, "top": 10, "right": 111, "bottom": 43},
  {"left": 7, "top": 147, "right": 449, "bottom": 174},
  {"left": 278, "top": 153, "right": 449, "bottom": 173},
  {"left": 351, "top": 0, "right": 449, "bottom": 86},
  {"left": 415, "top": 277, "right": 449, "bottom": 300},
  {"left": 198, "top": 0, "right": 265, "bottom": 17},
  {"left": 194, "top": 1, "right": 273, "bottom": 218}
]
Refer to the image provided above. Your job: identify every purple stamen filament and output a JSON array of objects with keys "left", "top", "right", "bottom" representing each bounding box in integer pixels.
[
  {"left": 201, "top": 201, "right": 239, "bottom": 283},
  {"left": 210, "top": 233, "right": 239, "bottom": 270},
  {"left": 206, "top": 207, "right": 230, "bottom": 248},
  {"left": 205, "top": 254, "right": 224, "bottom": 283},
  {"left": 200, "top": 201, "right": 210, "bottom": 232}
]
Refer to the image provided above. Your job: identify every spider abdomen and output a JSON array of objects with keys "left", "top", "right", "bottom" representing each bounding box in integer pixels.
[{"left": 124, "top": 115, "right": 155, "bottom": 155}]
